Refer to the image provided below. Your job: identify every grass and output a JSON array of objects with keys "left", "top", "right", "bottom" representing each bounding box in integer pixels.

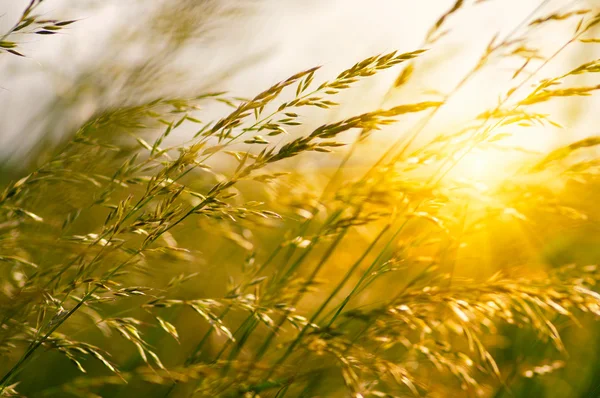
[{"left": 1, "top": 0, "right": 600, "bottom": 397}]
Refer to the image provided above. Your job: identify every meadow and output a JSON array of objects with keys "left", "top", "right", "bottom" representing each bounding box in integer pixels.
[{"left": 1, "top": 1, "right": 600, "bottom": 397}]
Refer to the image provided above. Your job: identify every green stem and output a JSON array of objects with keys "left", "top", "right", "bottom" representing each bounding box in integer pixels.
[
  {"left": 253, "top": 225, "right": 348, "bottom": 363},
  {"left": 325, "top": 218, "right": 409, "bottom": 328},
  {"left": 269, "top": 224, "right": 390, "bottom": 372}
]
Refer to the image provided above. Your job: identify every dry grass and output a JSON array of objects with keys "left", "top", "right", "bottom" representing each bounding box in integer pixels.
[{"left": 1, "top": 1, "right": 600, "bottom": 397}]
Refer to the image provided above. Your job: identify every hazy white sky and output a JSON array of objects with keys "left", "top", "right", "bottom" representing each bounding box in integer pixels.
[{"left": 1, "top": 0, "right": 598, "bottom": 168}]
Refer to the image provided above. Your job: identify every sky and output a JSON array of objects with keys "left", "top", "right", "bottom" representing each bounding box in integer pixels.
[{"left": 1, "top": 0, "right": 599, "bottom": 178}]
